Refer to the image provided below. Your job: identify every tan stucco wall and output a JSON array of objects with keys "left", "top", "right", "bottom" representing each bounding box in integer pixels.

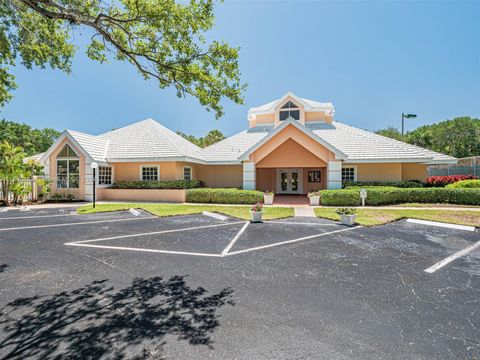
[
  {"left": 196, "top": 165, "right": 243, "bottom": 188},
  {"left": 112, "top": 162, "right": 178, "bottom": 181},
  {"left": 256, "top": 168, "right": 276, "bottom": 192},
  {"left": 304, "top": 112, "right": 333, "bottom": 124},
  {"left": 401, "top": 163, "right": 428, "bottom": 181},
  {"left": 49, "top": 138, "right": 86, "bottom": 200},
  {"left": 97, "top": 188, "right": 186, "bottom": 202},
  {"left": 250, "top": 124, "right": 335, "bottom": 165}
]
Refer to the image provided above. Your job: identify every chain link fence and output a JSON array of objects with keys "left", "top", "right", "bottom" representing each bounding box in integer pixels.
[{"left": 428, "top": 156, "right": 480, "bottom": 177}]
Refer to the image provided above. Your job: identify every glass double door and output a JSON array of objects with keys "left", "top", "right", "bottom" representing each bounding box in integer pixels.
[{"left": 277, "top": 169, "right": 302, "bottom": 194}]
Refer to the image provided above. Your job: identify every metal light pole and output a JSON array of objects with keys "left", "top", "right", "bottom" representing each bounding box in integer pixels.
[
  {"left": 401, "top": 113, "right": 417, "bottom": 140},
  {"left": 91, "top": 162, "right": 98, "bottom": 208}
]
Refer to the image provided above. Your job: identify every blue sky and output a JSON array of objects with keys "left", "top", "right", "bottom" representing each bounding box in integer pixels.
[{"left": 2, "top": 1, "right": 479, "bottom": 138}]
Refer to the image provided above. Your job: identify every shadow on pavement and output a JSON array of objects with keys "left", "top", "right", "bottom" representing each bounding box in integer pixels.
[{"left": 0, "top": 276, "right": 234, "bottom": 359}]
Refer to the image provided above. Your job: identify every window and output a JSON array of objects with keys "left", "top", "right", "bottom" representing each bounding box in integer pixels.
[
  {"left": 56, "top": 143, "right": 79, "bottom": 189},
  {"left": 308, "top": 170, "right": 321, "bottom": 183},
  {"left": 342, "top": 167, "right": 356, "bottom": 183},
  {"left": 56, "top": 159, "right": 79, "bottom": 188},
  {"left": 98, "top": 166, "right": 113, "bottom": 185},
  {"left": 141, "top": 166, "right": 159, "bottom": 181},
  {"left": 183, "top": 166, "right": 192, "bottom": 180},
  {"left": 279, "top": 101, "right": 300, "bottom": 121}
]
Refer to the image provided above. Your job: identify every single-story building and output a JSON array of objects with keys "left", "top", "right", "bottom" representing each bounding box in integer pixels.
[{"left": 39, "top": 92, "right": 456, "bottom": 201}]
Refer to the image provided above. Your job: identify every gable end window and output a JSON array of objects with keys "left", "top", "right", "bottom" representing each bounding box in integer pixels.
[
  {"left": 341, "top": 167, "right": 356, "bottom": 183},
  {"left": 279, "top": 101, "right": 300, "bottom": 121},
  {"left": 98, "top": 166, "right": 113, "bottom": 185},
  {"left": 140, "top": 166, "right": 159, "bottom": 181},
  {"left": 56, "top": 144, "right": 79, "bottom": 189},
  {"left": 183, "top": 166, "right": 192, "bottom": 180}
]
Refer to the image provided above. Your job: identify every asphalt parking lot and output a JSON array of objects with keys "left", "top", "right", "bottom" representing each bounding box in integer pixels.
[{"left": 0, "top": 206, "right": 479, "bottom": 359}]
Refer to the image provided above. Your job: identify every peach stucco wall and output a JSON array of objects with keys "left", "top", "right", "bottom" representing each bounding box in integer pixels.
[
  {"left": 196, "top": 165, "right": 243, "bottom": 188},
  {"left": 256, "top": 138, "right": 328, "bottom": 168},
  {"left": 305, "top": 112, "right": 333, "bottom": 124},
  {"left": 97, "top": 188, "right": 186, "bottom": 202},
  {"left": 250, "top": 124, "right": 335, "bottom": 165},
  {"left": 256, "top": 167, "right": 326, "bottom": 193},
  {"left": 303, "top": 167, "right": 326, "bottom": 193},
  {"left": 49, "top": 138, "right": 86, "bottom": 200},
  {"left": 401, "top": 163, "right": 428, "bottom": 181}
]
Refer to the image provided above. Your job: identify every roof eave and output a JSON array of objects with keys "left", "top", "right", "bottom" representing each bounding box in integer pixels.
[{"left": 40, "top": 131, "right": 95, "bottom": 163}]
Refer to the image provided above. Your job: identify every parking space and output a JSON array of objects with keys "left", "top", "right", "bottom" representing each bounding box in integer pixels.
[{"left": 0, "top": 207, "right": 479, "bottom": 359}]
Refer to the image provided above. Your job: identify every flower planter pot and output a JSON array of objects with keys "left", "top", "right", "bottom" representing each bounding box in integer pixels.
[
  {"left": 250, "top": 211, "right": 263, "bottom": 223},
  {"left": 340, "top": 214, "right": 356, "bottom": 226},
  {"left": 263, "top": 194, "right": 274, "bottom": 205},
  {"left": 309, "top": 195, "right": 320, "bottom": 206}
]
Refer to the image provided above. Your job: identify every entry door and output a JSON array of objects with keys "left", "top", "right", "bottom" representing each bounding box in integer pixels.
[{"left": 277, "top": 169, "right": 303, "bottom": 194}]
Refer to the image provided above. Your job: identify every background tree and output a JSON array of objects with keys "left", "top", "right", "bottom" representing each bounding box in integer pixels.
[
  {"left": 0, "top": 141, "right": 30, "bottom": 204},
  {"left": 177, "top": 129, "right": 225, "bottom": 148},
  {"left": 375, "top": 117, "right": 480, "bottom": 158},
  {"left": 375, "top": 126, "right": 402, "bottom": 141},
  {"left": 0, "top": 119, "right": 60, "bottom": 155},
  {"left": 0, "top": 0, "right": 246, "bottom": 118}
]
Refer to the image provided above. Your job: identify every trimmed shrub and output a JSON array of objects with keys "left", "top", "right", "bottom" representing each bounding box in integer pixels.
[
  {"left": 343, "top": 181, "right": 424, "bottom": 188},
  {"left": 50, "top": 192, "right": 75, "bottom": 201},
  {"left": 446, "top": 180, "right": 480, "bottom": 189},
  {"left": 320, "top": 188, "right": 480, "bottom": 206},
  {"left": 425, "top": 175, "right": 477, "bottom": 187},
  {"left": 111, "top": 180, "right": 204, "bottom": 189},
  {"left": 186, "top": 188, "right": 264, "bottom": 204},
  {"left": 320, "top": 189, "right": 361, "bottom": 206}
]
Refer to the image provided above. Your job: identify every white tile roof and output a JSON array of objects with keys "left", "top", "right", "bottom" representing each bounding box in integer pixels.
[
  {"left": 48, "top": 117, "right": 454, "bottom": 165},
  {"left": 98, "top": 118, "right": 204, "bottom": 161},
  {"left": 67, "top": 130, "right": 109, "bottom": 162}
]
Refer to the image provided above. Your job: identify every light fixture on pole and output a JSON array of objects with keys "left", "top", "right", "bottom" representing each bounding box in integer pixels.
[
  {"left": 90, "top": 162, "right": 98, "bottom": 208},
  {"left": 401, "top": 113, "right": 417, "bottom": 140}
]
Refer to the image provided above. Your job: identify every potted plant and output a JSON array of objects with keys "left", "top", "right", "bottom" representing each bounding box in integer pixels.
[
  {"left": 250, "top": 202, "right": 264, "bottom": 223},
  {"left": 308, "top": 191, "right": 320, "bottom": 206},
  {"left": 263, "top": 190, "right": 274, "bottom": 205},
  {"left": 336, "top": 207, "right": 357, "bottom": 226}
]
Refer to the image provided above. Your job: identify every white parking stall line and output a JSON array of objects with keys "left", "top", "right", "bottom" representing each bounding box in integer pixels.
[
  {"left": 0, "top": 208, "right": 8, "bottom": 212},
  {"left": 226, "top": 226, "right": 362, "bottom": 256},
  {"left": 202, "top": 211, "right": 228, "bottom": 221},
  {"left": 425, "top": 239, "right": 480, "bottom": 274},
  {"left": 263, "top": 221, "right": 340, "bottom": 226},
  {"left": 0, "top": 213, "right": 79, "bottom": 221},
  {"left": 407, "top": 219, "right": 475, "bottom": 232},
  {"left": 221, "top": 222, "right": 249, "bottom": 256},
  {"left": 66, "top": 221, "right": 245, "bottom": 245},
  {"left": 20, "top": 206, "right": 30, "bottom": 212},
  {"left": 129, "top": 208, "right": 141, "bottom": 216},
  {"left": 0, "top": 216, "right": 157, "bottom": 232},
  {"left": 65, "top": 243, "right": 221, "bottom": 257}
]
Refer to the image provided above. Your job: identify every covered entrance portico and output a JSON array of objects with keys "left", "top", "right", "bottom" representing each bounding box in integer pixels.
[{"left": 239, "top": 121, "right": 346, "bottom": 193}]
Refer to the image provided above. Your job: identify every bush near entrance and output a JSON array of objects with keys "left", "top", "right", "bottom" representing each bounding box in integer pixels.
[
  {"left": 187, "top": 188, "right": 263, "bottom": 204},
  {"left": 111, "top": 180, "right": 204, "bottom": 189},
  {"left": 320, "top": 187, "right": 480, "bottom": 206},
  {"left": 343, "top": 180, "right": 424, "bottom": 188}
]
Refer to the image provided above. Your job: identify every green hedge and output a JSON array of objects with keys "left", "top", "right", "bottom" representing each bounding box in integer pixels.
[
  {"left": 186, "top": 188, "right": 263, "bottom": 204},
  {"left": 111, "top": 180, "right": 204, "bottom": 189},
  {"left": 343, "top": 181, "right": 424, "bottom": 188},
  {"left": 320, "top": 188, "right": 480, "bottom": 206},
  {"left": 446, "top": 180, "right": 480, "bottom": 189}
]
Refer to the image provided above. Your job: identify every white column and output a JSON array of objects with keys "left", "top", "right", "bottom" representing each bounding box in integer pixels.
[
  {"left": 84, "top": 163, "right": 94, "bottom": 201},
  {"left": 242, "top": 161, "right": 256, "bottom": 190},
  {"left": 327, "top": 161, "right": 342, "bottom": 189}
]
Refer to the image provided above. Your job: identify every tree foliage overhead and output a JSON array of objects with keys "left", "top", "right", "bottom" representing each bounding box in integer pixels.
[
  {"left": 0, "top": 0, "right": 245, "bottom": 118},
  {"left": 177, "top": 129, "right": 224, "bottom": 148},
  {"left": 375, "top": 116, "right": 480, "bottom": 158},
  {"left": 0, "top": 119, "right": 60, "bottom": 155}
]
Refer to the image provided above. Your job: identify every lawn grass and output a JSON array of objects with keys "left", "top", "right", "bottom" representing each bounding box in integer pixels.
[
  {"left": 314, "top": 208, "right": 480, "bottom": 227},
  {"left": 391, "top": 203, "right": 480, "bottom": 208},
  {"left": 77, "top": 203, "right": 294, "bottom": 221}
]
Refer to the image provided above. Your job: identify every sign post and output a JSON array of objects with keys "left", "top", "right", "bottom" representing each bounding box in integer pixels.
[{"left": 360, "top": 188, "right": 367, "bottom": 207}]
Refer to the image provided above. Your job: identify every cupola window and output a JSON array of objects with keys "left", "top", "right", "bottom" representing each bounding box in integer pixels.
[{"left": 279, "top": 101, "right": 300, "bottom": 121}]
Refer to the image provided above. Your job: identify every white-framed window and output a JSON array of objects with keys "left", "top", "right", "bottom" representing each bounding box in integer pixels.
[
  {"left": 342, "top": 167, "right": 357, "bottom": 183},
  {"left": 279, "top": 101, "right": 300, "bottom": 121},
  {"left": 56, "top": 144, "right": 80, "bottom": 189},
  {"left": 98, "top": 166, "right": 113, "bottom": 185},
  {"left": 183, "top": 166, "right": 192, "bottom": 180},
  {"left": 140, "top": 165, "right": 159, "bottom": 181}
]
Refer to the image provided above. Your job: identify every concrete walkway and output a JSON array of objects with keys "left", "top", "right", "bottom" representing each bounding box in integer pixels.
[{"left": 293, "top": 206, "right": 316, "bottom": 217}]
